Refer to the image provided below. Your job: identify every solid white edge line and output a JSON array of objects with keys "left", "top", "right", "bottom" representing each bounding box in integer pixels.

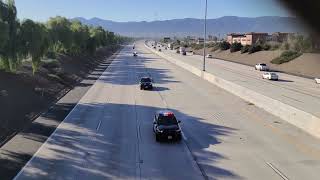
[
  {"left": 181, "top": 131, "right": 188, "bottom": 141},
  {"left": 13, "top": 50, "right": 121, "bottom": 180}
]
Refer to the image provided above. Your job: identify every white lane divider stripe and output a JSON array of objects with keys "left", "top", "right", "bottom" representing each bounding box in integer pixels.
[{"left": 266, "top": 162, "right": 289, "bottom": 180}]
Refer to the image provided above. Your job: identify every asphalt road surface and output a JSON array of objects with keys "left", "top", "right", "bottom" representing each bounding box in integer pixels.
[{"left": 14, "top": 44, "right": 320, "bottom": 180}]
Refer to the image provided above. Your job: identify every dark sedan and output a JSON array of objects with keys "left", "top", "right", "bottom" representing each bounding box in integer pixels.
[{"left": 153, "top": 111, "right": 182, "bottom": 142}]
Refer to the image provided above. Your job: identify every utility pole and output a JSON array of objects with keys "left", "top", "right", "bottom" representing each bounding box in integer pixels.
[{"left": 203, "top": 0, "right": 208, "bottom": 71}]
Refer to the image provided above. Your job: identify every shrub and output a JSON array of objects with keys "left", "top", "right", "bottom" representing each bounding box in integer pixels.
[
  {"left": 241, "top": 45, "right": 250, "bottom": 54},
  {"left": 219, "top": 41, "right": 230, "bottom": 50},
  {"left": 230, "top": 42, "right": 243, "bottom": 53},
  {"left": 248, "top": 44, "right": 262, "bottom": 54},
  {"left": 191, "top": 43, "right": 203, "bottom": 50},
  {"left": 262, "top": 43, "right": 271, "bottom": 51},
  {"left": 45, "top": 51, "right": 57, "bottom": 59},
  {"left": 281, "top": 42, "right": 290, "bottom": 50},
  {"left": 211, "top": 44, "right": 220, "bottom": 51},
  {"left": 270, "top": 43, "right": 281, "bottom": 50},
  {"left": 207, "top": 42, "right": 217, "bottom": 48},
  {"left": 42, "top": 59, "right": 61, "bottom": 69},
  {"left": 271, "top": 50, "right": 302, "bottom": 64}
]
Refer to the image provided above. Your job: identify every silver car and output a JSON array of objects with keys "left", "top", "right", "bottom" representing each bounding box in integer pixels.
[{"left": 262, "top": 72, "right": 278, "bottom": 81}]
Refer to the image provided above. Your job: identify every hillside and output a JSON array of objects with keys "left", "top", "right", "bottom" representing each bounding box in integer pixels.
[{"left": 73, "top": 16, "right": 303, "bottom": 37}]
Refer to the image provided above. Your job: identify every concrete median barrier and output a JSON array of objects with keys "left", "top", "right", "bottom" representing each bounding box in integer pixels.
[{"left": 145, "top": 43, "right": 320, "bottom": 138}]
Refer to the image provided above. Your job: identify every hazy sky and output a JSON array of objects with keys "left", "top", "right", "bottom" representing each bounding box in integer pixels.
[{"left": 15, "top": 0, "right": 291, "bottom": 22}]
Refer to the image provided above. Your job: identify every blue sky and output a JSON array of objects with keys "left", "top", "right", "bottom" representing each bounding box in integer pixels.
[{"left": 15, "top": 0, "right": 291, "bottom": 22}]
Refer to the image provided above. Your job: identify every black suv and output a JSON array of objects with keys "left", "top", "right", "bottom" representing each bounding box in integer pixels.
[
  {"left": 140, "top": 77, "right": 153, "bottom": 90},
  {"left": 153, "top": 111, "right": 182, "bottom": 142}
]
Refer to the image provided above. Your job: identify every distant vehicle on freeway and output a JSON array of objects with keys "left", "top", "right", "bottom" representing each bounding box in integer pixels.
[
  {"left": 179, "top": 47, "right": 186, "bottom": 55},
  {"left": 153, "top": 111, "right": 182, "bottom": 142},
  {"left": 140, "top": 77, "right": 153, "bottom": 90},
  {"left": 206, "top": 54, "right": 213, "bottom": 58},
  {"left": 255, "top": 63, "right": 269, "bottom": 71},
  {"left": 133, "top": 52, "right": 138, "bottom": 57},
  {"left": 262, "top": 72, "right": 278, "bottom": 81},
  {"left": 315, "top": 78, "right": 320, "bottom": 84}
]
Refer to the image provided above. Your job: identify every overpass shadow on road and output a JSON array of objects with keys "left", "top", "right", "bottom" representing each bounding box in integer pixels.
[{"left": 3, "top": 102, "right": 241, "bottom": 180}]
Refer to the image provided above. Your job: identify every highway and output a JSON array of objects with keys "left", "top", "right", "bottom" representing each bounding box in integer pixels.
[
  {"left": 14, "top": 43, "right": 320, "bottom": 180},
  {"left": 152, "top": 42, "right": 320, "bottom": 119}
]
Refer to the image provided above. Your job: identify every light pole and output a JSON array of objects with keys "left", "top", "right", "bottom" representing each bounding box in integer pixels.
[{"left": 203, "top": 0, "right": 208, "bottom": 71}]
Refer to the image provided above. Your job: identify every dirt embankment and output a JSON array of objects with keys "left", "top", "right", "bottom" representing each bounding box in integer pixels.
[
  {"left": 193, "top": 48, "right": 320, "bottom": 78},
  {"left": 0, "top": 46, "right": 119, "bottom": 144}
]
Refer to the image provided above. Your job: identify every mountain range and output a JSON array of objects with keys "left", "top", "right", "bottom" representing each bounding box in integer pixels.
[{"left": 72, "top": 16, "right": 303, "bottom": 38}]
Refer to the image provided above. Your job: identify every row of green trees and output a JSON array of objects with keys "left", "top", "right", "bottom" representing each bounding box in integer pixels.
[{"left": 0, "top": 0, "right": 129, "bottom": 73}]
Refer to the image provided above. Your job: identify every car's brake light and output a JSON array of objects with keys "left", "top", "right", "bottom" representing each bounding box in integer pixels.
[{"left": 163, "top": 112, "right": 174, "bottom": 117}]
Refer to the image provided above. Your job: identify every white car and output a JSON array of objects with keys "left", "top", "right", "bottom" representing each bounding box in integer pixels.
[
  {"left": 206, "top": 54, "right": 213, "bottom": 58},
  {"left": 315, "top": 78, "right": 320, "bottom": 84},
  {"left": 255, "top": 63, "right": 269, "bottom": 71},
  {"left": 262, "top": 72, "right": 278, "bottom": 81}
]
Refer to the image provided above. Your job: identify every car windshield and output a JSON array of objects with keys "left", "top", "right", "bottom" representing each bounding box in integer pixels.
[
  {"left": 261, "top": 64, "right": 267, "bottom": 66},
  {"left": 158, "top": 115, "right": 178, "bottom": 125},
  {"left": 141, "top": 78, "right": 151, "bottom": 83}
]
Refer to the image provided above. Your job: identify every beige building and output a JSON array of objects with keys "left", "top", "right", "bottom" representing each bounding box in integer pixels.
[
  {"left": 271, "top": 32, "right": 294, "bottom": 42},
  {"left": 227, "top": 32, "right": 269, "bottom": 46},
  {"left": 227, "top": 33, "right": 245, "bottom": 44}
]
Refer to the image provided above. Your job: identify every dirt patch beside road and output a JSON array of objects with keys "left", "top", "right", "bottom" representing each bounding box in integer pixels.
[{"left": 0, "top": 46, "right": 119, "bottom": 145}]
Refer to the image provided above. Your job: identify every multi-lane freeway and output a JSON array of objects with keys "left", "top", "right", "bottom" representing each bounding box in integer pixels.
[
  {"left": 152, "top": 42, "right": 320, "bottom": 119},
  {"left": 14, "top": 43, "right": 320, "bottom": 180}
]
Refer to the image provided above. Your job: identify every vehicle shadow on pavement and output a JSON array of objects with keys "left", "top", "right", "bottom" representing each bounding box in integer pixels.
[
  {"left": 3, "top": 102, "right": 241, "bottom": 180},
  {"left": 152, "top": 86, "right": 170, "bottom": 92},
  {"left": 278, "top": 79, "right": 294, "bottom": 83}
]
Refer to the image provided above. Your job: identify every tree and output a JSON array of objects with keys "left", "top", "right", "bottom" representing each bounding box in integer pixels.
[
  {"left": 0, "top": 20, "right": 8, "bottom": 51},
  {"left": 20, "top": 19, "right": 49, "bottom": 73},
  {"left": 85, "top": 26, "right": 108, "bottom": 55},
  {"left": 47, "top": 16, "right": 73, "bottom": 53},
  {"left": 0, "top": 1, "right": 128, "bottom": 73},
  {"left": 219, "top": 41, "right": 230, "bottom": 50},
  {"left": 70, "top": 20, "right": 89, "bottom": 55},
  {"left": 0, "top": 1, "right": 9, "bottom": 52},
  {"left": 0, "top": 0, "right": 19, "bottom": 71},
  {"left": 230, "top": 42, "right": 242, "bottom": 52}
]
